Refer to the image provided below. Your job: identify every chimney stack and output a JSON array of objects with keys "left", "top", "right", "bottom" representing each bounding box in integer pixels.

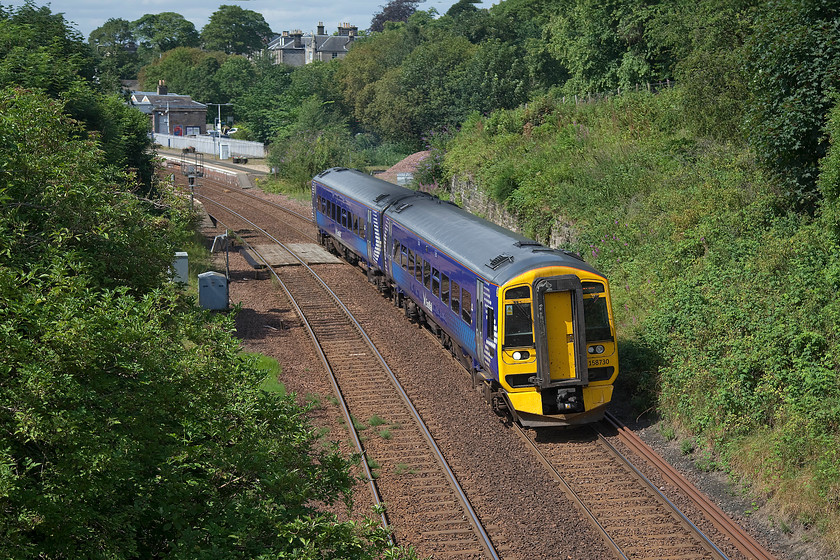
[
  {"left": 317, "top": 22, "right": 325, "bottom": 35},
  {"left": 157, "top": 80, "right": 168, "bottom": 96},
  {"left": 291, "top": 30, "right": 303, "bottom": 48}
]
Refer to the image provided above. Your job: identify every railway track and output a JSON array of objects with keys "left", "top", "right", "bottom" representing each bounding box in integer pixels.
[
  {"left": 186, "top": 170, "right": 784, "bottom": 560},
  {"left": 197, "top": 180, "right": 315, "bottom": 235},
  {"left": 200, "top": 197, "right": 501, "bottom": 560},
  {"left": 512, "top": 415, "right": 779, "bottom": 560}
]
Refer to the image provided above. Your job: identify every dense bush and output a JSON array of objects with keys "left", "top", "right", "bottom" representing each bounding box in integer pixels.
[
  {"left": 444, "top": 89, "right": 840, "bottom": 545},
  {"left": 0, "top": 87, "right": 403, "bottom": 559}
]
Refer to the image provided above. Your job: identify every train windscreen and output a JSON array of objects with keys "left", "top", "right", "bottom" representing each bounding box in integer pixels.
[
  {"left": 504, "top": 285, "right": 533, "bottom": 348},
  {"left": 583, "top": 292, "right": 612, "bottom": 342}
]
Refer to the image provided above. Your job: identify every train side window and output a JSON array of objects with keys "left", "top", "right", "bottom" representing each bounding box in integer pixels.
[
  {"left": 505, "top": 286, "right": 530, "bottom": 300},
  {"left": 392, "top": 241, "right": 400, "bottom": 259},
  {"left": 330, "top": 201, "right": 336, "bottom": 221},
  {"left": 485, "top": 307, "right": 496, "bottom": 341},
  {"left": 353, "top": 215, "right": 359, "bottom": 235},
  {"left": 432, "top": 268, "right": 440, "bottom": 298},
  {"left": 450, "top": 280, "right": 460, "bottom": 315},
  {"left": 423, "top": 260, "right": 431, "bottom": 290},
  {"left": 401, "top": 245, "right": 408, "bottom": 269},
  {"left": 342, "top": 208, "right": 348, "bottom": 228},
  {"left": 441, "top": 273, "right": 449, "bottom": 306},
  {"left": 461, "top": 288, "right": 472, "bottom": 324},
  {"left": 415, "top": 256, "right": 424, "bottom": 283},
  {"left": 408, "top": 249, "right": 415, "bottom": 275},
  {"left": 360, "top": 216, "right": 366, "bottom": 237}
]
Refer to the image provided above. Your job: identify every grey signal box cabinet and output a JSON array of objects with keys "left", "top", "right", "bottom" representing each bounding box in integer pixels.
[
  {"left": 198, "top": 271, "right": 228, "bottom": 310},
  {"left": 173, "top": 252, "right": 189, "bottom": 284}
]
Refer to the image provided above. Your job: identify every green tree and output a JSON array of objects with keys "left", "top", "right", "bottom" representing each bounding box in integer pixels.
[
  {"left": 0, "top": 3, "right": 154, "bottom": 188},
  {"left": 0, "top": 85, "right": 407, "bottom": 560},
  {"left": 337, "top": 25, "right": 418, "bottom": 127},
  {"left": 395, "top": 28, "right": 477, "bottom": 137},
  {"left": 201, "top": 5, "right": 272, "bottom": 55},
  {"left": 88, "top": 17, "right": 139, "bottom": 80},
  {"left": 267, "top": 96, "right": 360, "bottom": 188},
  {"left": 0, "top": 1, "right": 96, "bottom": 95},
  {"left": 646, "top": 0, "right": 757, "bottom": 141},
  {"left": 132, "top": 12, "right": 200, "bottom": 66},
  {"left": 462, "top": 38, "right": 530, "bottom": 114},
  {"left": 545, "top": 0, "right": 666, "bottom": 94},
  {"left": 233, "top": 54, "right": 295, "bottom": 142},
  {"left": 138, "top": 47, "right": 228, "bottom": 103},
  {"left": 744, "top": 0, "right": 840, "bottom": 210},
  {"left": 215, "top": 54, "right": 256, "bottom": 101}
]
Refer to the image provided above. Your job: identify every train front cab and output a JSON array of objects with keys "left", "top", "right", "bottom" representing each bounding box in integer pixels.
[{"left": 497, "top": 268, "right": 618, "bottom": 428}]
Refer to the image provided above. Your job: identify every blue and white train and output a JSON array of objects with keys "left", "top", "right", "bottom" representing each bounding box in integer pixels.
[{"left": 312, "top": 167, "right": 618, "bottom": 427}]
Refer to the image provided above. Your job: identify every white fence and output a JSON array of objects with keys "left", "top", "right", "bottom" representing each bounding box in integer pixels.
[{"left": 153, "top": 133, "right": 267, "bottom": 159}]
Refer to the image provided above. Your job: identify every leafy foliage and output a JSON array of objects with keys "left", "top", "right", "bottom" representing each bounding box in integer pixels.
[
  {"left": 132, "top": 12, "right": 200, "bottom": 64},
  {"left": 0, "top": 3, "right": 154, "bottom": 189},
  {"left": 0, "top": 84, "right": 406, "bottom": 560},
  {"left": 370, "top": 0, "right": 423, "bottom": 32},
  {"left": 138, "top": 47, "right": 228, "bottom": 103},
  {"left": 200, "top": 5, "right": 273, "bottom": 56},
  {"left": 88, "top": 17, "right": 139, "bottom": 80},
  {"left": 744, "top": 0, "right": 840, "bottom": 211}
]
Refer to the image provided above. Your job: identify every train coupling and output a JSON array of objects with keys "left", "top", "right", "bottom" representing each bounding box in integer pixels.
[{"left": 556, "top": 388, "right": 583, "bottom": 413}]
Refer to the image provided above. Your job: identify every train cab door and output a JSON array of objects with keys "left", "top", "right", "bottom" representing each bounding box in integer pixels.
[
  {"left": 533, "top": 275, "right": 589, "bottom": 387},
  {"left": 366, "top": 209, "right": 373, "bottom": 263},
  {"left": 476, "top": 281, "right": 497, "bottom": 376},
  {"left": 382, "top": 218, "right": 392, "bottom": 275}
]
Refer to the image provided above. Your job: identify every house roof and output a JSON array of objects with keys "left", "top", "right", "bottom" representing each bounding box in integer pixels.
[
  {"left": 268, "top": 32, "right": 354, "bottom": 54},
  {"left": 130, "top": 92, "right": 206, "bottom": 112},
  {"left": 377, "top": 151, "right": 432, "bottom": 185}
]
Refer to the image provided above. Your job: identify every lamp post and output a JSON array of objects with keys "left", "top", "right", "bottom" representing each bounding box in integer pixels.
[{"left": 205, "top": 103, "right": 232, "bottom": 159}]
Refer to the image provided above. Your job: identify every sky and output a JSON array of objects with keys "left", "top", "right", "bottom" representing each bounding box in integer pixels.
[{"left": 5, "top": 0, "right": 486, "bottom": 39}]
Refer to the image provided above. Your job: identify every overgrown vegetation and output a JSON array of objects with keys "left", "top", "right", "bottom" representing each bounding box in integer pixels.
[
  {"left": 445, "top": 82, "right": 840, "bottom": 552},
  {"left": 0, "top": 5, "right": 417, "bottom": 558},
  {"left": 8, "top": 0, "right": 838, "bottom": 552}
]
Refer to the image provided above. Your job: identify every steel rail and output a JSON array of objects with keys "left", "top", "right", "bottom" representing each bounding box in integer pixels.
[
  {"left": 604, "top": 412, "right": 780, "bottom": 560},
  {"left": 510, "top": 423, "right": 629, "bottom": 560},
  {"left": 203, "top": 215, "right": 391, "bottom": 540},
  {"left": 197, "top": 180, "right": 314, "bottom": 225},
  {"left": 200, "top": 196, "right": 500, "bottom": 560},
  {"left": 594, "top": 426, "right": 730, "bottom": 560}
]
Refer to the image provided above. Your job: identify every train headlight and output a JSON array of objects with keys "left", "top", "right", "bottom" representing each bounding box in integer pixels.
[
  {"left": 512, "top": 350, "right": 530, "bottom": 360},
  {"left": 588, "top": 345, "right": 605, "bottom": 355}
]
